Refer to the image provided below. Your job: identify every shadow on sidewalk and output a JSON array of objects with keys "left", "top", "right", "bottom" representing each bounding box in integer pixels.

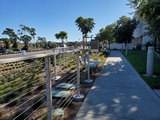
[{"left": 75, "top": 55, "right": 160, "bottom": 120}]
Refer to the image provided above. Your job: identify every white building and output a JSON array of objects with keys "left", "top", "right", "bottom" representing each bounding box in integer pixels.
[{"left": 132, "top": 18, "right": 153, "bottom": 49}]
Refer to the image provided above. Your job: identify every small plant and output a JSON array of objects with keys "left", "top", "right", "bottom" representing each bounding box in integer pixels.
[
  {"left": 3, "top": 92, "right": 18, "bottom": 103},
  {"left": 136, "top": 44, "right": 142, "bottom": 50}
]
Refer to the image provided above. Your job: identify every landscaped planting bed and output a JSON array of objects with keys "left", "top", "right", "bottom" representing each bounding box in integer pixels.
[
  {"left": 0, "top": 51, "right": 108, "bottom": 120},
  {"left": 26, "top": 51, "right": 108, "bottom": 120},
  {"left": 0, "top": 52, "right": 77, "bottom": 119}
]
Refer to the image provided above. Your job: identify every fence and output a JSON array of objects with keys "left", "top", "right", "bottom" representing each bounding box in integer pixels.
[
  {"left": 0, "top": 47, "right": 96, "bottom": 120},
  {"left": 106, "top": 43, "right": 135, "bottom": 50}
]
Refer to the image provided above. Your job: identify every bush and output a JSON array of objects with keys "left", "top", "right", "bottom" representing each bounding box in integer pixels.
[
  {"left": 145, "top": 41, "right": 154, "bottom": 50},
  {"left": 136, "top": 44, "right": 142, "bottom": 50},
  {"left": 3, "top": 92, "right": 18, "bottom": 103}
]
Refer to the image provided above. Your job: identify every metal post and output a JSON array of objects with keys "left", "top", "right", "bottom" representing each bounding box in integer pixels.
[
  {"left": 52, "top": 54, "right": 61, "bottom": 80},
  {"left": 77, "top": 51, "right": 80, "bottom": 94},
  {"left": 65, "top": 51, "right": 67, "bottom": 65},
  {"left": 146, "top": 46, "right": 154, "bottom": 76},
  {"left": 84, "top": 51, "right": 93, "bottom": 83},
  {"left": 73, "top": 51, "right": 84, "bottom": 101},
  {"left": 45, "top": 56, "right": 52, "bottom": 120},
  {"left": 60, "top": 53, "right": 62, "bottom": 71},
  {"left": 125, "top": 44, "right": 128, "bottom": 56},
  {"left": 66, "top": 52, "right": 68, "bottom": 65},
  {"left": 54, "top": 54, "right": 57, "bottom": 80},
  {"left": 87, "top": 54, "right": 90, "bottom": 80}
]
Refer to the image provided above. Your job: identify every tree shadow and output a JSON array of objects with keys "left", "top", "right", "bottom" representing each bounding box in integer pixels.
[{"left": 75, "top": 56, "right": 160, "bottom": 120}]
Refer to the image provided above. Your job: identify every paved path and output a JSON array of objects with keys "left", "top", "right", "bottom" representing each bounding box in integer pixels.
[{"left": 75, "top": 51, "right": 160, "bottom": 120}]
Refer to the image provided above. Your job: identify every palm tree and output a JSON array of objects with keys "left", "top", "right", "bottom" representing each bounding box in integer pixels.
[
  {"left": 55, "top": 31, "right": 68, "bottom": 47},
  {"left": 75, "top": 17, "right": 95, "bottom": 49}
]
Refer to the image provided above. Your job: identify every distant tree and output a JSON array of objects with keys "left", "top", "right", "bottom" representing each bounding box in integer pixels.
[
  {"left": 29, "top": 28, "right": 36, "bottom": 48},
  {"left": 55, "top": 31, "right": 68, "bottom": 47},
  {"left": 66, "top": 41, "right": 81, "bottom": 47},
  {"left": 75, "top": 17, "right": 95, "bottom": 49},
  {"left": 0, "top": 38, "right": 11, "bottom": 49},
  {"left": 48, "top": 41, "right": 57, "bottom": 48},
  {"left": 114, "top": 16, "right": 137, "bottom": 54},
  {"left": 127, "top": 0, "right": 160, "bottom": 50},
  {"left": 95, "top": 33, "right": 103, "bottom": 50},
  {"left": 2, "top": 28, "right": 18, "bottom": 49},
  {"left": 20, "top": 35, "right": 32, "bottom": 50},
  {"left": 37, "top": 36, "right": 47, "bottom": 49},
  {"left": 96, "top": 23, "right": 116, "bottom": 50},
  {"left": 138, "top": 0, "right": 160, "bottom": 49},
  {"left": 127, "top": 0, "right": 142, "bottom": 9},
  {"left": 18, "top": 25, "right": 33, "bottom": 50}
]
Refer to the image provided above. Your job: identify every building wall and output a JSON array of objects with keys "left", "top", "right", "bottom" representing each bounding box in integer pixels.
[
  {"left": 106, "top": 43, "right": 135, "bottom": 50},
  {"left": 132, "top": 19, "right": 153, "bottom": 47}
]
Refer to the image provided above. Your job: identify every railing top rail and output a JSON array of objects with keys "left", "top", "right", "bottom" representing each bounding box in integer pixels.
[{"left": 0, "top": 49, "right": 81, "bottom": 64}]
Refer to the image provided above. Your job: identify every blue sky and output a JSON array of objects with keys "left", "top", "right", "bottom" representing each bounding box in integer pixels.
[{"left": 0, "top": 0, "right": 134, "bottom": 42}]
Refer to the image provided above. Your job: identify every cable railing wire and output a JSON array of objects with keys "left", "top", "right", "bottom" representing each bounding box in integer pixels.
[
  {"left": 12, "top": 96, "right": 45, "bottom": 120},
  {"left": 21, "top": 69, "right": 82, "bottom": 120},
  {"left": 1, "top": 90, "right": 46, "bottom": 119},
  {"left": 1, "top": 69, "right": 78, "bottom": 119},
  {"left": 0, "top": 50, "right": 90, "bottom": 120},
  {"left": 23, "top": 101, "right": 46, "bottom": 120},
  {"left": 0, "top": 80, "right": 46, "bottom": 109},
  {"left": 53, "top": 71, "right": 87, "bottom": 110},
  {"left": 52, "top": 72, "right": 88, "bottom": 120},
  {"left": 0, "top": 78, "right": 44, "bottom": 101}
]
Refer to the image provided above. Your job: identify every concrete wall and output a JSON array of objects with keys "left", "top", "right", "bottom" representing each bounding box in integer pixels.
[
  {"left": 133, "top": 19, "right": 153, "bottom": 46},
  {"left": 106, "top": 43, "right": 135, "bottom": 50}
]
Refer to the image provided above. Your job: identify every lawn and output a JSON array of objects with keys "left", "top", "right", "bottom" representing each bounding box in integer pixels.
[{"left": 122, "top": 50, "right": 160, "bottom": 89}]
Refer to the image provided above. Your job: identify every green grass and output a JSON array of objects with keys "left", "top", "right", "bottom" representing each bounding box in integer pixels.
[{"left": 122, "top": 50, "right": 160, "bottom": 89}]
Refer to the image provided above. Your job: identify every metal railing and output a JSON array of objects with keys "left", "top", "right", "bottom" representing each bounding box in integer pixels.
[{"left": 0, "top": 47, "right": 96, "bottom": 120}]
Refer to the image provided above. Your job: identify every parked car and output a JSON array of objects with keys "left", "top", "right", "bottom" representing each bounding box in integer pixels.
[
  {"left": 6, "top": 49, "right": 15, "bottom": 54},
  {"left": 13, "top": 48, "right": 21, "bottom": 53},
  {"left": 0, "top": 48, "right": 7, "bottom": 54},
  {"left": 0, "top": 49, "right": 16, "bottom": 54}
]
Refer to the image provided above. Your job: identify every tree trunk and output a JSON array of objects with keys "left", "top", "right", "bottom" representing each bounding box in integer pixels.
[
  {"left": 125, "top": 40, "right": 128, "bottom": 56},
  {"left": 109, "top": 41, "right": 110, "bottom": 50},
  {"left": 83, "top": 34, "right": 87, "bottom": 49},
  {"left": 62, "top": 39, "right": 64, "bottom": 47},
  {"left": 34, "top": 37, "right": 36, "bottom": 50},
  {"left": 82, "top": 35, "right": 85, "bottom": 49}
]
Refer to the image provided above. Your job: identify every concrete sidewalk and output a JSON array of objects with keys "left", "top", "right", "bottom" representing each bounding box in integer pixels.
[{"left": 75, "top": 51, "right": 160, "bottom": 120}]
